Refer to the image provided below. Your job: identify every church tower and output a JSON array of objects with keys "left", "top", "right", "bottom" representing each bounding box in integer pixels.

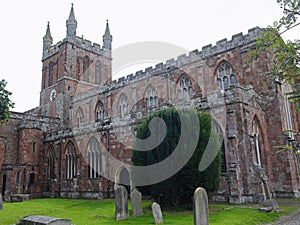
[{"left": 39, "top": 4, "right": 112, "bottom": 123}]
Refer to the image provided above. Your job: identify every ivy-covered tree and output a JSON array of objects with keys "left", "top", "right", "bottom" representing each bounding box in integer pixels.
[
  {"left": 131, "top": 108, "right": 221, "bottom": 209},
  {"left": 0, "top": 79, "right": 14, "bottom": 123},
  {"left": 251, "top": 0, "right": 300, "bottom": 104}
]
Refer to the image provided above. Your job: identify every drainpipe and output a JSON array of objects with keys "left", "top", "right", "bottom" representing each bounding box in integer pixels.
[
  {"left": 106, "top": 128, "right": 110, "bottom": 198},
  {"left": 59, "top": 136, "right": 62, "bottom": 196}
]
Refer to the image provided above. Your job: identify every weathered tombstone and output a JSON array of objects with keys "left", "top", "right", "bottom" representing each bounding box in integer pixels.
[
  {"left": 260, "top": 174, "right": 271, "bottom": 200},
  {"left": 0, "top": 193, "right": 3, "bottom": 210},
  {"left": 193, "top": 187, "right": 209, "bottom": 225},
  {"left": 21, "top": 215, "right": 71, "bottom": 225},
  {"left": 130, "top": 189, "right": 143, "bottom": 217},
  {"left": 152, "top": 202, "right": 163, "bottom": 224},
  {"left": 115, "top": 185, "right": 129, "bottom": 220}
]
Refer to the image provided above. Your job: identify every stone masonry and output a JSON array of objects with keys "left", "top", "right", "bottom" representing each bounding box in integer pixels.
[{"left": 0, "top": 5, "right": 300, "bottom": 204}]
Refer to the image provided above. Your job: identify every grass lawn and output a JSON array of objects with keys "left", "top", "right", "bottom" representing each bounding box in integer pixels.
[{"left": 0, "top": 198, "right": 297, "bottom": 225}]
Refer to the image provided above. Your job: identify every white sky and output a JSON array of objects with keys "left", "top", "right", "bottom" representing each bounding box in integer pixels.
[{"left": 0, "top": 0, "right": 298, "bottom": 112}]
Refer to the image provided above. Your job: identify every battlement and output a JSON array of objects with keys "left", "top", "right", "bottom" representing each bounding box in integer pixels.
[
  {"left": 42, "top": 36, "right": 109, "bottom": 61},
  {"left": 110, "top": 27, "right": 262, "bottom": 89},
  {"left": 54, "top": 26, "right": 263, "bottom": 97}
]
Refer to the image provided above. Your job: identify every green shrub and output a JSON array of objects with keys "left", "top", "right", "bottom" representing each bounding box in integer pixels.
[{"left": 131, "top": 107, "right": 221, "bottom": 209}]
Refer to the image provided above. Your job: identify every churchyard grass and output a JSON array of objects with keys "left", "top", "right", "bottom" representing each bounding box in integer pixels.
[{"left": 0, "top": 198, "right": 297, "bottom": 225}]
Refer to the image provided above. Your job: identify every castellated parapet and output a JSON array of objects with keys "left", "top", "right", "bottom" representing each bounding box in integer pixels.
[
  {"left": 110, "top": 27, "right": 262, "bottom": 88},
  {"left": 42, "top": 36, "right": 110, "bottom": 61},
  {"left": 71, "top": 27, "right": 262, "bottom": 102},
  {"left": 14, "top": 112, "right": 60, "bottom": 132}
]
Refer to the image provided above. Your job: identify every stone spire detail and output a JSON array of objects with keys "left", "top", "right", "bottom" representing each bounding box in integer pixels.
[
  {"left": 43, "top": 22, "right": 53, "bottom": 55},
  {"left": 66, "top": 3, "right": 77, "bottom": 38},
  {"left": 103, "top": 20, "right": 112, "bottom": 50}
]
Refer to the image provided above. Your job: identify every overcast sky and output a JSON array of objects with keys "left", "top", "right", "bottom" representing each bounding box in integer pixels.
[{"left": 0, "top": 0, "right": 298, "bottom": 112}]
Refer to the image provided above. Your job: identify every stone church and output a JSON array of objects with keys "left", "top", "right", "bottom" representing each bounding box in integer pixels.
[{"left": 1, "top": 5, "right": 300, "bottom": 204}]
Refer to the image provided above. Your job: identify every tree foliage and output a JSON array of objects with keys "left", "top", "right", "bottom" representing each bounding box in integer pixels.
[
  {"left": 0, "top": 79, "right": 14, "bottom": 123},
  {"left": 251, "top": 0, "right": 300, "bottom": 104},
  {"left": 131, "top": 108, "right": 221, "bottom": 209}
]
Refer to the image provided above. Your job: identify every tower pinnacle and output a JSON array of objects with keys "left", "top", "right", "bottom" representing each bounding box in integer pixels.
[
  {"left": 43, "top": 22, "right": 53, "bottom": 56},
  {"left": 66, "top": 3, "right": 77, "bottom": 38},
  {"left": 103, "top": 20, "right": 112, "bottom": 50}
]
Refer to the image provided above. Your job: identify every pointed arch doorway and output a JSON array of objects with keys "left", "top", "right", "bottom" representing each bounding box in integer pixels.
[{"left": 115, "top": 166, "right": 131, "bottom": 195}]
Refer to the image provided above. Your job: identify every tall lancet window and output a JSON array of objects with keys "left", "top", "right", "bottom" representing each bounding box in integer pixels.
[
  {"left": 49, "top": 62, "right": 54, "bottom": 87},
  {"left": 83, "top": 56, "right": 90, "bottom": 82},
  {"left": 95, "top": 60, "right": 101, "bottom": 84},
  {"left": 88, "top": 138, "right": 101, "bottom": 179},
  {"left": 95, "top": 101, "right": 104, "bottom": 121},
  {"left": 252, "top": 117, "right": 263, "bottom": 167},
  {"left": 65, "top": 142, "right": 77, "bottom": 179},
  {"left": 76, "top": 107, "right": 84, "bottom": 126},
  {"left": 119, "top": 94, "right": 129, "bottom": 118},
  {"left": 282, "top": 83, "right": 294, "bottom": 140},
  {"left": 47, "top": 146, "right": 56, "bottom": 180}
]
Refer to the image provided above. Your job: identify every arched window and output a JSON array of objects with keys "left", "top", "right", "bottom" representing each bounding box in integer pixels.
[
  {"left": 217, "top": 63, "right": 237, "bottom": 91},
  {"left": 95, "top": 101, "right": 104, "bottom": 121},
  {"left": 29, "top": 173, "right": 35, "bottom": 185},
  {"left": 88, "top": 138, "right": 101, "bottom": 179},
  {"left": 252, "top": 117, "right": 263, "bottom": 167},
  {"left": 47, "top": 146, "right": 56, "bottom": 180},
  {"left": 95, "top": 60, "right": 101, "bottom": 84},
  {"left": 83, "top": 56, "right": 90, "bottom": 82},
  {"left": 65, "top": 142, "right": 77, "bottom": 179},
  {"left": 119, "top": 94, "right": 129, "bottom": 118},
  {"left": 49, "top": 62, "right": 54, "bottom": 87},
  {"left": 76, "top": 59, "right": 80, "bottom": 80},
  {"left": 282, "top": 83, "right": 294, "bottom": 140},
  {"left": 76, "top": 107, "right": 84, "bottom": 125},
  {"left": 178, "top": 76, "right": 193, "bottom": 99},
  {"left": 145, "top": 87, "right": 158, "bottom": 111}
]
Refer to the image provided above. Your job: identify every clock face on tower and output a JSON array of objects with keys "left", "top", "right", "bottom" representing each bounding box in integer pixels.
[{"left": 50, "top": 89, "right": 57, "bottom": 101}]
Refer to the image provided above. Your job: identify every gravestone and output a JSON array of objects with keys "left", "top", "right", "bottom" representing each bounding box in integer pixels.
[
  {"left": 21, "top": 215, "right": 71, "bottom": 225},
  {"left": 130, "top": 189, "right": 143, "bottom": 217},
  {"left": 259, "top": 173, "right": 279, "bottom": 212},
  {"left": 260, "top": 174, "right": 271, "bottom": 199},
  {"left": 152, "top": 202, "right": 163, "bottom": 224},
  {"left": 193, "top": 187, "right": 209, "bottom": 225},
  {"left": 0, "top": 193, "right": 3, "bottom": 210},
  {"left": 115, "top": 185, "right": 129, "bottom": 220}
]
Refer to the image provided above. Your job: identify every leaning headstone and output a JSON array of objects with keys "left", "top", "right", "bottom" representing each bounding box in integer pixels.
[
  {"left": 131, "top": 189, "right": 143, "bottom": 217},
  {"left": 193, "top": 187, "right": 209, "bottom": 225},
  {"left": 0, "top": 193, "right": 3, "bottom": 210},
  {"left": 115, "top": 185, "right": 129, "bottom": 220},
  {"left": 152, "top": 202, "right": 163, "bottom": 224},
  {"left": 260, "top": 173, "right": 272, "bottom": 199},
  {"left": 259, "top": 173, "right": 279, "bottom": 212},
  {"left": 21, "top": 215, "right": 71, "bottom": 225}
]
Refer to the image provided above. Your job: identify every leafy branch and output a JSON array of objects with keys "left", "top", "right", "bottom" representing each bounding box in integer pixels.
[
  {"left": 0, "top": 79, "right": 14, "bottom": 124},
  {"left": 250, "top": 0, "right": 300, "bottom": 104}
]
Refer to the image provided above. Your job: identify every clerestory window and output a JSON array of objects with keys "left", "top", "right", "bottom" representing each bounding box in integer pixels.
[
  {"left": 178, "top": 76, "right": 193, "bottom": 99},
  {"left": 217, "top": 63, "right": 237, "bottom": 91},
  {"left": 145, "top": 87, "right": 158, "bottom": 111}
]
